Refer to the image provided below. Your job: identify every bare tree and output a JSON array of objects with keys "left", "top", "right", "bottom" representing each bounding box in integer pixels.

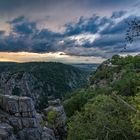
[{"left": 125, "top": 18, "right": 140, "bottom": 43}]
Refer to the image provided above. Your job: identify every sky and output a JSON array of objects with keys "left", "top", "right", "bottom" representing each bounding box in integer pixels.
[{"left": 0, "top": 0, "right": 140, "bottom": 63}]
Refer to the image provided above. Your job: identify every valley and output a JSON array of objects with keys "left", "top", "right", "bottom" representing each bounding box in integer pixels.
[{"left": 0, "top": 55, "right": 140, "bottom": 140}]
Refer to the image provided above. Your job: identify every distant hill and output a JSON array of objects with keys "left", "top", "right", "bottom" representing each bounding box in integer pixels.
[
  {"left": 0, "top": 62, "right": 87, "bottom": 109},
  {"left": 72, "top": 63, "right": 99, "bottom": 72}
]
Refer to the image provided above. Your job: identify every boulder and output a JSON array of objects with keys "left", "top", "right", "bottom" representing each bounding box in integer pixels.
[
  {"left": 21, "top": 118, "right": 38, "bottom": 128},
  {"left": 1, "top": 95, "right": 19, "bottom": 115},
  {"left": 41, "top": 127, "right": 56, "bottom": 140},
  {"left": 0, "top": 95, "right": 36, "bottom": 117},
  {"left": 9, "top": 117, "right": 22, "bottom": 130},
  {"left": 0, "top": 95, "right": 57, "bottom": 140},
  {"left": 18, "top": 128, "right": 42, "bottom": 140},
  {"left": 48, "top": 99, "right": 61, "bottom": 107},
  {"left": 19, "top": 97, "right": 35, "bottom": 117},
  {"left": 44, "top": 99, "right": 67, "bottom": 140},
  {"left": 36, "top": 113, "right": 43, "bottom": 127},
  {"left": 0, "top": 123, "right": 17, "bottom": 140}
]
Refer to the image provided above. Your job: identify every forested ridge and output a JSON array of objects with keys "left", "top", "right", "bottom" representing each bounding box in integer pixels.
[
  {"left": 0, "top": 62, "right": 87, "bottom": 110},
  {"left": 64, "top": 55, "right": 140, "bottom": 140}
]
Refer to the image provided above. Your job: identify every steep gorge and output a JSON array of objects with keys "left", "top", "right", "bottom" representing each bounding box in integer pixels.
[{"left": 0, "top": 62, "right": 87, "bottom": 110}]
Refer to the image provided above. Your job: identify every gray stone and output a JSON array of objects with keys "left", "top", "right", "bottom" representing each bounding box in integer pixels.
[
  {"left": 21, "top": 118, "right": 38, "bottom": 128},
  {"left": 0, "top": 127, "right": 9, "bottom": 139},
  {"left": 48, "top": 99, "right": 61, "bottom": 107},
  {"left": 0, "top": 95, "right": 36, "bottom": 117},
  {"left": 18, "top": 128, "right": 41, "bottom": 140},
  {"left": 1, "top": 95, "right": 19, "bottom": 114},
  {"left": 41, "top": 127, "right": 56, "bottom": 140},
  {"left": 9, "top": 117, "right": 22, "bottom": 130},
  {"left": 36, "top": 113, "right": 43, "bottom": 126},
  {"left": 0, "top": 123, "right": 16, "bottom": 140},
  {"left": 0, "top": 95, "right": 58, "bottom": 140},
  {"left": 41, "top": 132, "right": 55, "bottom": 140},
  {"left": 19, "top": 97, "right": 35, "bottom": 117}
]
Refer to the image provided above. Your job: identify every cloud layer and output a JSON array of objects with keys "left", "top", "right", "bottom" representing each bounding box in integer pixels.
[
  {"left": 0, "top": 0, "right": 140, "bottom": 64},
  {"left": 0, "top": 10, "right": 140, "bottom": 60}
]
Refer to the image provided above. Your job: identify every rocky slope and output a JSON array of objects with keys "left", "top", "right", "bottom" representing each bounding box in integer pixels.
[
  {"left": 43, "top": 99, "right": 67, "bottom": 140},
  {"left": 0, "top": 62, "right": 87, "bottom": 109},
  {"left": 0, "top": 94, "right": 66, "bottom": 140}
]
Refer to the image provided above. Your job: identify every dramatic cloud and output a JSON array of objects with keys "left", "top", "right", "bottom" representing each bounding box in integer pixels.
[
  {"left": 0, "top": 11, "right": 140, "bottom": 60},
  {"left": 0, "top": 0, "right": 139, "bottom": 31},
  {"left": 0, "top": 0, "right": 139, "bottom": 63},
  {"left": 8, "top": 16, "right": 37, "bottom": 35}
]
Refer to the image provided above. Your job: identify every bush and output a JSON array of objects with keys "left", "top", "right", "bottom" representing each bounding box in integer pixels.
[
  {"left": 67, "top": 95, "right": 136, "bottom": 140},
  {"left": 48, "top": 110, "right": 58, "bottom": 125}
]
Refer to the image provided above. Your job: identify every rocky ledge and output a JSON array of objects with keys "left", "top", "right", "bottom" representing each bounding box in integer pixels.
[{"left": 0, "top": 94, "right": 57, "bottom": 140}]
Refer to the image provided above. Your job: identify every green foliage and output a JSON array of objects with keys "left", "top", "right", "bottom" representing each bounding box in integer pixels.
[
  {"left": 65, "top": 55, "right": 140, "bottom": 140},
  {"left": 113, "top": 71, "right": 137, "bottom": 96},
  {"left": 67, "top": 95, "right": 136, "bottom": 140},
  {"left": 64, "top": 87, "right": 112, "bottom": 117},
  {"left": 12, "top": 87, "right": 21, "bottom": 96},
  {"left": 0, "top": 93, "right": 3, "bottom": 103},
  {"left": 90, "top": 55, "right": 140, "bottom": 96},
  {"left": 40, "top": 120, "right": 47, "bottom": 127},
  {"left": 36, "top": 95, "right": 48, "bottom": 110},
  {"left": 64, "top": 89, "right": 91, "bottom": 117},
  {"left": 0, "top": 62, "right": 87, "bottom": 110},
  {"left": 13, "top": 127, "right": 20, "bottom": 135},
  {"left": 48, "top": 110, "right": 58, "bottom": 125},
  {"left": 131, "top": 93, "right": 140, "bottom": 136}
]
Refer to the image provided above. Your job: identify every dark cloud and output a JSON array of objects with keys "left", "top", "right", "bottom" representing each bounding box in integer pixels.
[
  {"left": 64, "top": 16, "right": 100, "bottom": 35},
  {"left": 0, "top": 0, "right": 137, "bottom": 27},
  {"left": 62, "top": 13, "right": 140, "bottom": 57},
  {"left": 64, "top": 12, "right": 133, "bottom": 37},
  {"left": 35, "top": 29, "right": 63, "bottom": 39},
  {"left": 93, "top": 35, "right": 125, "bottom": 47},
  {"left": 0, "top": 0, "right": 138, "bottom": 40},
  {"left": 9, "top": 16, "right": 37, "bottom": 35},
  {"left": 101, "top": 15, "right": 137, "bottom": 35},
  {"left": 0, "top": 10, "right": 139, "bottom": 59},
  {"left": 64, "top": 16, "right": 112, "bottom": 36}
]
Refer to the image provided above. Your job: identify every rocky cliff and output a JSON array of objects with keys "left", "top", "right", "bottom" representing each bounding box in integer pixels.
[
  {"left": 43, "top": 99, "right": 67, "bottom": 140},
  {"left": 0, "top": 94, "right": 66, "bottom": 140},
  {"left": 0, "top": 62, "right": 87, "bottom": 109}
]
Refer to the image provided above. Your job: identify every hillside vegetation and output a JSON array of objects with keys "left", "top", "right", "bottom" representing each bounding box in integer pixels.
[
  {"left": 63, "top": 55, "right": 140, "bottom": 140},
  {"left": 0, "top": 62, "right": 87, "bottom": 110}
]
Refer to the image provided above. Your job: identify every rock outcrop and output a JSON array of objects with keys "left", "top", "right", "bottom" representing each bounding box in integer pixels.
[
  {"left": 0, "top": 123, "right": 16, "bottom": 140},
  {"left": 0, "top": 62, "right": 86, "bottom": 110},
  {"left": 43, "top": 99, "right": 67, "bottom": 140},
  {"left": 0, "top": 94, "right": 56, "bottom": 140}
]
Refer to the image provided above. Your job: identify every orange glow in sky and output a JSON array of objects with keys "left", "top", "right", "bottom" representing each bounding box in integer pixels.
[{"left": 0, "top": 52, "right": 105, "bottom": 64}]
